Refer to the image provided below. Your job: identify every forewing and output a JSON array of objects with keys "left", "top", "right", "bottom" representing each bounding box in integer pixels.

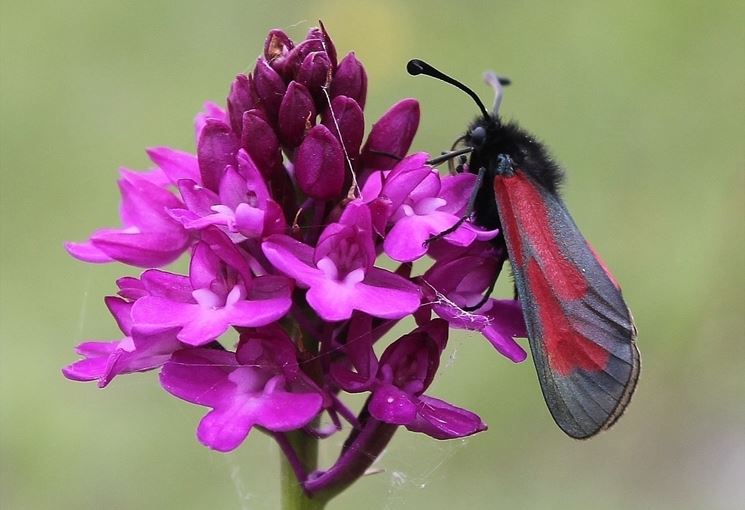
[{"left": 493, "top": 172, "right": 639, "bottom": 438}]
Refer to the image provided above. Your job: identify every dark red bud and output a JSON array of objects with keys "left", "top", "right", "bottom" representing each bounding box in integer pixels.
[
  {"left": 227, "top": 74, "right": 257, "bottom": 135},
  {"left": 253, "top": 59, "right": 287, "bottom": 122},
  {"left": 322, "top": 95, "right": 364, "bottom": 159},
  {"left": 330, "top": 52, "right": 368, "bottom": 109},
  {"left": 275, "top": 38, "right": 325, "bottom": 80},
  {"left": 278, "top": 81, "right": 317, "bottom": 148},
  {"left": 317, "top": 21, "right": 338, "bottom": 70},
  {"left": 296, "top": 51, "right": 332, "bottom": 106},
  {"left": 361, "top": 99, "right": 420, "bottom": 170},
  {"left": 294, "top": 124, "right": 345, "bottom": 200},
  {"left": 241, "top": 110, "right": 282, "bottom": 178}
]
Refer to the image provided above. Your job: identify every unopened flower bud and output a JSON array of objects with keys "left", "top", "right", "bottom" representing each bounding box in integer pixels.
[
  {"left": 241, "top": 109, "right": 281, "bottom": 177},
  {"left": 331, "top": 52, "right": 367, "bottom": 109},
  {"left": 227, "top": 74, "right": 257, "bottom": 135},
  {"left": 275, "top": 38, "right": 325, "bottom": 80},
  {"left": 252, "top": 58, "right": 287, "bottom": 121},
  {"left": 322, "top": 95, "right": 364, "bottom": 159},
  {"left": 294, "top": 124, "right": 345, "bottom": 200},
  {"left": 296, "top": 51, "right": 332, "bottom": 106},
  {"left": 278, "top": 81, "right": 316, "bottom": 148},
  {"left": 361, "top": 99, "right": 420, "bottom": 170}
]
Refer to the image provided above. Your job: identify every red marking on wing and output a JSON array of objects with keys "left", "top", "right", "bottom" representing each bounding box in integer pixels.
[
  {"left": 492, "top": 178, "right": 523, "bottom": 267},
  {"left": 526, "top": 259, "right": 609, "bottom": 375},
  {"left": 587, "top": 241, "right": 621, "bottom": 289},
  {"left": 496, "top": 174, "right": 587, "bottom": 300}
]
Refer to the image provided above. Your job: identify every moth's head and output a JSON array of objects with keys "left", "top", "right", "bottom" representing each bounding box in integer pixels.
[{"left": 465, "top": 114, "right": 500, "bottom": 152}]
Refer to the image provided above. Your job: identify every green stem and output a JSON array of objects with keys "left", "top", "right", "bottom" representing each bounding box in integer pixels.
[{"left": 280, "top": 430, "right": 325, "bottom": 510}]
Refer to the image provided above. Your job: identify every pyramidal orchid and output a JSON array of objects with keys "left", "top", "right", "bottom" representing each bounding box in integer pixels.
[{"left": 63, "top": 24, "right": 527, "bottom": 509}]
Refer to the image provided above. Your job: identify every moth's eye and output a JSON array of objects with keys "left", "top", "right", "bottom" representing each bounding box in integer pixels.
[{"left": 470, "top": 126, "right": 487, "bottom": 146}]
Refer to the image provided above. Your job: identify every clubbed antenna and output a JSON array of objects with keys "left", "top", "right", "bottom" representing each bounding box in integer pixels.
[{"left": 408, "top": 59, "right": 499, "bottom": 121}]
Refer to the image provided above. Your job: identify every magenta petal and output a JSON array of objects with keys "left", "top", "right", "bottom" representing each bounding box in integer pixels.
[
  {"left": 194, "top": 102, "right": 227, "bottom": 142},
  {"left": 383, "top": 216, "right": 431, "bottom": 262},
  {"left": 358, "top": 268, "right": 421, "bottom": 317},
  {"left": 89, "top": 230, "right": 190, "bottom": 268},
  {"left": 197, "top": 120, "right": 238, "bottom": 191},
  {"left": 117, "top": 177, "right": 182, "bottom": 231},
  {"left": 229, "top": 289, "right": 292, "bottom": 327},
  {"left": 235, "top": 150, "right": 272, "bottom": 200},
  {"left": 386, "top": 212, "right": 476, "bottom": 262},
  {"left": 251, "top": 388, "right": 323, "bottom": 431},
  {"left": 62, "top": 357, "right": 110, "bottom": 382},
  {"left": 196, "top": 387, "right": 322, "bottom": 452},
  {"left": 160, "top": 349, "right": 238, "bottom": 407},
  {"left": 306, "top": 279, "right": 356, "bottom": 322},
  {"left": 483, "top": 328, "right": 528, "bottom": 363},
  {"left": 380, "top": 153, "right": 431, "bottom": 209},
  {"left": 438, "top": 172, "right": 477, "bottom": 215},
  {"left": 481, "top": 299, "right": 528, "bottom": 362},
  {"left": 119, "top": 166, "right": 170, "bottom": 189},
  {"left": 62, "top": 341, "right": 118, "bottom": 382},
  {"left": 197, "top": 407, "right": 255, "bottom": 452},
  {"left": 175, "top": 308, "right": 231, "bottom": 346},
  {"left": 98, "top": 332, "right": 179, "bottom": 387},
  {"left": 162, "top": 347, "right": 322, "bottom": 453},
  {"left": 369, "top": 384, "right": 418, "bottom": 425},
  {"left": 105, "top": 296, "right": 133, "bottom": 335},
  {"left": 131, "top": 297, "right": 197, "bottom": 333},
  {"left": 177, "top": 179, "right": 219, "bottom": 217},
  {"left": 406, "top": 395, "right": 487, "bottom": 439},
  {"left": 146, "top": 147, "right": 200, "bottom": 184},
  {"left": 352, "top": 281, "right": 420, "bottom": 319},
  {"left": 199, "top": 228, "right": 254, "bottom": 284},
  {"left": 64, "top": 239, "right": 115, "bottom": 263},
  {"left": 245, "top": 275, "right": 293, "bottom": 304},
  {"left": 262, "top": 235, "right": 323, "bottom": 288},
  {"left": 189, "top": 242, "right": 222, "bottom": 289},
  {"left": 140, "top": 269, "right": 193, "bottom": 300}
]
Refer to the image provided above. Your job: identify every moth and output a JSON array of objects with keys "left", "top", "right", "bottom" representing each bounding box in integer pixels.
[{"left": 409, "top": 59, "right": 640, "bottom": 438}]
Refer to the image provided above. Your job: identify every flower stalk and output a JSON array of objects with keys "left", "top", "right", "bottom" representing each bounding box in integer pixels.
[{"left": 280, "top": 430, "right": 324, "bottom": 510}]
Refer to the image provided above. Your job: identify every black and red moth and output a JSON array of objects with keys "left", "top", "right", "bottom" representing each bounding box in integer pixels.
[{"left": 408, "top": 59, "right": 640, "bottom": 439}]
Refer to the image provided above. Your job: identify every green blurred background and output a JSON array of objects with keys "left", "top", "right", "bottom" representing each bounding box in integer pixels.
[{"left": 1, "top": 1, "right": 743, "bottom": 509}]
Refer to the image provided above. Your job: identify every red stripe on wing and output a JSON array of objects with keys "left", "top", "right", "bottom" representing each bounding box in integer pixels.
[
  {"left": 525, "top": 259, "right": 609, "bottom": 375},
  {"left": 494, "top": 174, "right": 587, "bottom": 300},
  {"left": 492, "top": 180, "right": 524, "bottom": 267}
]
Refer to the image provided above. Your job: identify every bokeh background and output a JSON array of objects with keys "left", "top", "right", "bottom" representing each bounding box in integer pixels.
[{"left": 1, "top": 1, "right": 743, "bottom": 509}]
